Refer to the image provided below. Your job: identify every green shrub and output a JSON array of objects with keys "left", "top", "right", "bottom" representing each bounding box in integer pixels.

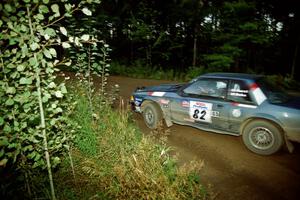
[
  {"left": 55, "top": 89, "right": 208, "bottom": 200},
  {"left": 184, "top": 66, "right": 207, "bottom": 81}
]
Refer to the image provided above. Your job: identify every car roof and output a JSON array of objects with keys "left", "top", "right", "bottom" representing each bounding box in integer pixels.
[{"left": 199, "top": 72, "right": 263, "bottom": 81}]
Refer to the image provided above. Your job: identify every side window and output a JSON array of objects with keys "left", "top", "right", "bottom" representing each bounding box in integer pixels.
[
  {"left": 183, "top": 79, "right": 227, "bottom": 98},
  {"left": 228, "top": 80, "right": 252, "bottom": 103}
]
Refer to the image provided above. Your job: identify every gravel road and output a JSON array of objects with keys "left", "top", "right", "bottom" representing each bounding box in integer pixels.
[{"left": 107, "top": 75, "right": 300, "bottom": 200}]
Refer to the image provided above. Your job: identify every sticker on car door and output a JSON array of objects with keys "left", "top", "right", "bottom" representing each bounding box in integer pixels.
[{"left": 189, "top": 101, "right": 213, "bottom": 123}]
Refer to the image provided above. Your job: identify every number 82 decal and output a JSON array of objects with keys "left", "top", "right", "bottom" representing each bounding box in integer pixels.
[{"left": 189, "top": 101, "right": 213, "bottom": 123}]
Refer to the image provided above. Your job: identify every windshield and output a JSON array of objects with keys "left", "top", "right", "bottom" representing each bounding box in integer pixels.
[{"left": 256, "top": 78, "right": 290, "bottom": 104}]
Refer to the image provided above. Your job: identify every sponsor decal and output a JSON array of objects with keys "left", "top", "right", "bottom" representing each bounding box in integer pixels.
[
  {"left": 159, "top": 99, "right": 170, "bottom": 105},
  {"left": 230, "top": 92, "right": 247, "bottom": 97},
  {"left": 189, "top": 101, "right": 213, "bottom": 123},
  {"left": 193, "top": 101, "right": 207, "bottom": 108},
  {"left": 134, "top": 101, "right": 141, "bottom": 106},
  {"left": 211, "top": 111, "right": 220, "bottom": 118},
  {"left": 232, "top": 109, "right": 241, "bottom": 117},
  {"left": 135, "top": 98, "right": 143, "bottom": 102},
  {"left": 148, "top": 91, "right": 166, "bottom": 97},
  {"left": 230, "top": 89, "right": 248, "bottom": 97},
  {"left": 230, "top": 89, "right": 249, "bottom": 93},
  {"left": 181, "top": 100, "right": 189, "bottom": 107},
  {"left": 134, "top": 97, "right": 143, "bottom": 106},
  {"left": 249, "top": 83, "right": 266, "bottom": 105}
]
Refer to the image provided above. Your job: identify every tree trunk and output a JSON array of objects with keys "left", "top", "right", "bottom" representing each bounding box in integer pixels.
[
  {"left": 27, "top": 7, "right": 56, "bottom": 200},
  {"left": 193, "top": 36, "right": 197, "bottom": 67},
  {"left": 291, "top": 42, "right": 298, "bottom": 79}
]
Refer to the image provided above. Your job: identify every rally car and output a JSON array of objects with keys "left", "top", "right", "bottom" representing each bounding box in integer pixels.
[{"left": 130, "top": 73, "right": 300, "bottom": 155}]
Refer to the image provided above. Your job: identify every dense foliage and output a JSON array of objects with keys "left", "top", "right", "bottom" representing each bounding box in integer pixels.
[
  {"left": 95, "top": 0, "right": 299, "bottom": 79},
  {"left": 1, "top": 0, "right": 299, "bottom": 199},
  {"left": 0, "top": 0, "right": 101, "bottom": 199},
  {"left": 55, "top": 90, "right": 208, "bottom": 199}
]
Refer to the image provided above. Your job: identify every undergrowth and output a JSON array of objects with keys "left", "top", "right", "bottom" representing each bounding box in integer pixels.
[{"left": 54, "top": 86, "right": 209, "bottom": 200}]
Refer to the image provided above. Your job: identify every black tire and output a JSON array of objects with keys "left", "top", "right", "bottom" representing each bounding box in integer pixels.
[
  {"left": 142, "top": 103, "right": 162, "bottom": 129},
  {"left": 242, "top": 120, "right": 283, "bottom": 155}
]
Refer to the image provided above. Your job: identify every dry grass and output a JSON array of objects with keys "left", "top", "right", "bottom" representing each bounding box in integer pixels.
[{"left": 55, "top": 94, "right": 210, "bottom": 200}]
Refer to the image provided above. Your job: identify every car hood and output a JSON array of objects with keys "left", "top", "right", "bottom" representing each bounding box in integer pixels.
[{"left": 136, "top": 83, "right": 185, "bottom": 93}]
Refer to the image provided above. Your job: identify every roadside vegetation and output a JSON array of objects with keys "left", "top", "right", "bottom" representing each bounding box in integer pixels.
[
  {"left": 54, "top": 86, "right": 208, "bottom": 200},
  {"left": 0, "top": 1, "right": 209, "bottom": 199},
  {"left": 1, "top": 0, "right": 299, "bottom": 199},
  {"left": 110, "top": 61, "right": 300, "bottom": 91}
]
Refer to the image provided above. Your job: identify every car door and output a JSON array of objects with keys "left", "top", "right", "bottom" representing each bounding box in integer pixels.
[
  {"left": 170, "top": 78, "right": 231, "bottom": 132},
  {"left": 226, "top": 79, "right": 258, "bottom": 134}
]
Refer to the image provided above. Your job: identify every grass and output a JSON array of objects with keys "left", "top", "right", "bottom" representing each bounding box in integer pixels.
[{"left": 54, "top": 87, "right": 209, "bottom": 200}]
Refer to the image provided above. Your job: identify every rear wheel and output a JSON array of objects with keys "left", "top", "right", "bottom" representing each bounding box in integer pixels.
[
  {"left": 242, "top": 120, "right": 283, "bottom": 155},
  {"left": 142, "top": 103, "right": 162, "bottom": 129}
]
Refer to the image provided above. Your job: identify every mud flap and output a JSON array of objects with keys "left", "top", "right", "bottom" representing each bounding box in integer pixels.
[
  {"left": 164, "top": 117, "right": 173, "bottom": 127},
  {"left": 285, "top": 134, "right": 294, "bottom": 153}
]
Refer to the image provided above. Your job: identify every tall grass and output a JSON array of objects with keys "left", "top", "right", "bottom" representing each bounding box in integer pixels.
[{"left": 55, "top": 87, "right": 209, "bottom": 199}]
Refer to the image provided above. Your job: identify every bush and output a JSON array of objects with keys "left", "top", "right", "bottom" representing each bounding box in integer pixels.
[{"left": 55, "top": 88, "right": 209, "bottom": 200}]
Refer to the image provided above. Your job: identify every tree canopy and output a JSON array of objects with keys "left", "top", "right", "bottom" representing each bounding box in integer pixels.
[{"left": 92, "top": 0, "right": 300, "bottom": 79}]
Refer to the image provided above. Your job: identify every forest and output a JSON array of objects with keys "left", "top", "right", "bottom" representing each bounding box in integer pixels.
[
  {"left": 96, "top": 0, "right": 300, "bottom": 81},
  {"left": 0, "top": 0, "right": 299, "bottom": 199}
]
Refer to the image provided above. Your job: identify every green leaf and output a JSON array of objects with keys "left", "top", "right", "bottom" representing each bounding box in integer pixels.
[
  {"left": 20, "top": 24, "right": 27, "bottom": 32},
  {"left": 55, "top": 107, "right": 63, "bottom": 113},
  {"left": 5, "top": 98, "right": 14, "bottom": 106},
  {"left": 30, "top": 42, "right": 39, "bottom": 51},
  {"left": 21, "top": 45, "right": 28, "bottom": 58},
  {"left": 51, "top": 4, "right": 60, "bottom": 17},
  {"left": 7, "top": 63, "right": 15, "bottom": 68},
  {"left": 44, "top": 34, "right": 50, "bottom": 40},
  {"left": 49, "top": 48, "right": 57, "bottom": 57},
  {"left": 55, "top": 91, "right": 63, "bottom": 98},
  {"left": 42, "top": 93, "right": 51, "bottom": 102},
  {"left": 3, "top": 125, "right": 11, "bottom": 133},
  {"left": 51, "top": 4, "right": 59, "bottom": 13},
  {"left": 81, "top": 34, "right": 90, "bottom": 41},
  {"left": 6, "top": 87, "right": 16, "bottom": 94},
  {"left": 20, "top": 77, "right": 33, "bottom": 85},
  {"left": 0, "top": 117, "right": 4, "bottom": 126},
  {"left": 52, "top": 157, "right": 61, "bottom": 165},
  {"left": 50, "top": 119, "right": 56, "bottom": 125},
  {"left": 43, "top": 0, "right": 49, "bottom": 4},
  {"left": 4, "top": 4, "right": 12, "bottom": 12},
  {"left": 43, "top": 49, "right": 52, "bottom": 59},
  {"left": 36, "top": 14, "right": 44, "bottom": 20},
  {"left": 0, "top": 159, "right": 8, "bottom": 167},
  {"left": 62, "top": 42, "right": 71, "bottom": 49},
  {"left": 39, "top": 5, "right": 49, "bottom": 14},
  {"left": 17, "top": 65, "right": 25, "bottom": 71},
  {"left": 0, "top": 20, "right": 3, "bottom": 28},
  {"left": 61, "top": 85, "right": 67, "bottom": 94},
  {"left": 29, "top": 57, "right": 37, "bottom": 66},
  {"left": 65, "top": 4, "right": 72, "bottom": 12},
  {"left": 48, "top": 82, "right": 56, "bottom": 88},
  {"left": 60, "top": 26, "right": 67, "bottom": 36},
  {"left": 82, "top": 7, "right": 92, "bottom": 16},
  {"left": 44, "top": 28, "right": 56, "bottom": 36}
]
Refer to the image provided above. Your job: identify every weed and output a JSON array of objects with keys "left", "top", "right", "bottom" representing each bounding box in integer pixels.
[{"left": 54, "top": 88, "right": 209, "bottom": 199}]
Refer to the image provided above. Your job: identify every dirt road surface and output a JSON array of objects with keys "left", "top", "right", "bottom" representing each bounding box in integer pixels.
[{"left": 108, "top": 76, "right": 300, "bottom": 200}]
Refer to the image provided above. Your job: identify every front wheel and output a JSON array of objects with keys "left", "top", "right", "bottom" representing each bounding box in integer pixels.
[
  {"left": 142, "top": 103, "right": 162, "bottom": 129},
  {"left": 242, "top": 120, "right": 283, "bottom": 155}
]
